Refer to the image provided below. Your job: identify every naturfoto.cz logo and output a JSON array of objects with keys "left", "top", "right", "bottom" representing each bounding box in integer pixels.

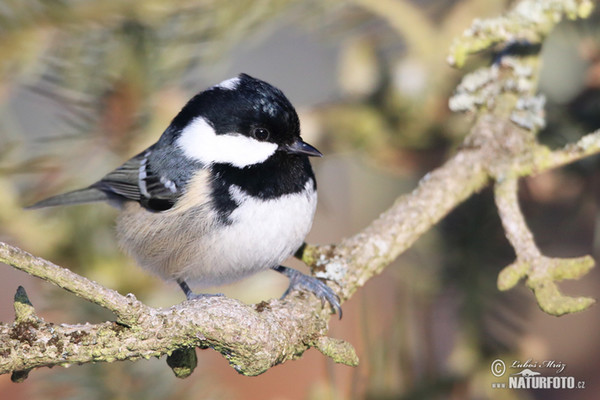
[{"left": 490, "top": 358, "right": 586, "bottom": 390}]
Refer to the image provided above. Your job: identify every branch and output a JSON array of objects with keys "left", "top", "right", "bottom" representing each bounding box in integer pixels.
[
  {"left": 494, "top": 178, "right": 595, "bottom": 315},
  {"left": 0, "top": 242, "right": 356, "bottom": 379},
  {"left": 445, "top": 0, "right": 598, "bottom": 315},
  {"left": 0, "top": 243, "right": 148, "bottom": 326},
  {"left": 447, "top": 0, "right": 594, "bottom": 67},
  {"left": 2, "top": 0, "right": 598, "bottom": 380}
]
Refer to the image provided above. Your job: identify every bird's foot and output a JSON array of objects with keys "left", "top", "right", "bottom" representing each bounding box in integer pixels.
[
  {"left": 185, "top": 292, "right": 225, "bottom": 301},
  {"left": 177, "top": 279, "right": 224, "bottom": 301},
  {"left": 273, "top": 265, "right": 342, "bottom": 319}
]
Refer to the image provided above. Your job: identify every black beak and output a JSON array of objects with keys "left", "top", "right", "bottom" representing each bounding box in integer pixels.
[{"left": 286, "top": 139, "right": 323, "bottom": 157}]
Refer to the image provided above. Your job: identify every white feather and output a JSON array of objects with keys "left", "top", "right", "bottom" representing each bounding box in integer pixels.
[
  {"left": 183, "top": 179, "right": 317, "bottom": 286},
  {"left": 138, "top": 152, "right": 151, "bottom": 197},
  {"left": 159, "top": 176, "right": 177, "bottom": 193},
  {"left": 116, "top": 178, "right": 317, "bottom": 288},
  {"left": 215, "top": 76, "right": 241, "bottom": 90},
  {"left": 177, "top": 117, "right": 278, "bottom": 168}
]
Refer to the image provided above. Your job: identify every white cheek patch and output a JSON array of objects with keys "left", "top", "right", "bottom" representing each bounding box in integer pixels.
[
  {"left": 215, "top": 76, "right": 241, "bottom": 90},
  {"left": 177, "top": 117, "right": 278, "bottom": 168}
]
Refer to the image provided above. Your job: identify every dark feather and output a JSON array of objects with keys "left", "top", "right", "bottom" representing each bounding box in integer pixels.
[
  {"left": 29, "top": 147, "right": 186, "bottom": 212},
  {"left": 94, "top": 151, "right": 147, "bottom": 201},
  {"left": 26, "top": 187, "right": 111, "bottom": 209}
]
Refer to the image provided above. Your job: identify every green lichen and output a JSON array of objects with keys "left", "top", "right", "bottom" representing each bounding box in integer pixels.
[
  {"left": 546, "top": 255, "right": 594, "bottom": 281},
  {"left": 448, "top": 0, "right": 595, "bottom": 68},
  {"left": 499, "top": 257, "right": 595, "bottom": 315},
  {"left": 314, "top": 336, "right": 359, "bottom": 367},
  {"left": 527, "top": 279, "right": 595, "bottom": 315},
  {"left": 497, "top": 261, "right": 530, "bottom": 291},
  {"left": 296, "top": 242, "right": 318, "bottom": 267},
  {"left": 499, "top": 256, "right": 597, "bottom": 316},
  {"left": 13, "top": 286, "right": 37, "bottom": 324}
]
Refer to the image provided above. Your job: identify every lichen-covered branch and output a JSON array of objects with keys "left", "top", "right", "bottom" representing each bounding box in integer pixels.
[
  {"left": 444, "top": 0, "right": 597, "bottom": 316},
  {"left": 494, "top": 178, "right": 595, "bottom": 315},
  {"left": 447, "top": 0, "right": 594, "bottom": 67},
  {"left": 1, "top": 0, "right": 598, "bottom": 380},
  {"left": 0, "top": 243, "right": 148, "bottom": 326},
  {"left": 515, "top": 130, "right": 600, "bottom": 176},
  {"left": 0, "top": 247, "right": 356, "bottom": 379}
]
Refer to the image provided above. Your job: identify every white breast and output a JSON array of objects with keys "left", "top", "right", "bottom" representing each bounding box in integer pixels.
[
  {"left": 116, "top": 178, "right": 317, "bottom": 288},
  {"left": 181, "top": 179, "right": 317, "bottom": 286}
]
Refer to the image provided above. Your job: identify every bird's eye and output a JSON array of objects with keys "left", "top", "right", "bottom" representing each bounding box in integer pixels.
[{"left": 251, "top": 127, "right": 270, "bottom": 141}]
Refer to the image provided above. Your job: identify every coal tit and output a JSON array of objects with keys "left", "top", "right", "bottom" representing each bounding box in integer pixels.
[{"left": 29, "top": 73, "right": 341, "bottom": 317}]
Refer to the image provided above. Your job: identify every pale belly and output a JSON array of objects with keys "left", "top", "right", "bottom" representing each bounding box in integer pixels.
[{"left": 115, "top": 181, "right": 317, "bottom": 288}]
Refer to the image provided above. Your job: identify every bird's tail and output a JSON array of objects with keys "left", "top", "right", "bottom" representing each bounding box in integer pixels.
[{"left": 26, "top": 187, "right": 111, "bottom": 209}]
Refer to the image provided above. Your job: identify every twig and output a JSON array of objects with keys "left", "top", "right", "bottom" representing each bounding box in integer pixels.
[
  {"left": 447, "top": 0, "right": 595, "bottom": 67},
  {"left": 494, "top": 178, "right": 595, "bottom": 315},
  {"left": 0, "top": 242, "right": 147, "bottom": 326}
]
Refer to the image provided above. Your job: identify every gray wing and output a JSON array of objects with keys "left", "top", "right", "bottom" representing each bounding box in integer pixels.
[
  {"left": 94, "top": 147, "right": 183, "bottom": 211},
  {"left": 26, "top": 186, "right": 112, "bottom": 209},
  {"left": 29, "top": 146, "right": 185, "bottom": 212}
]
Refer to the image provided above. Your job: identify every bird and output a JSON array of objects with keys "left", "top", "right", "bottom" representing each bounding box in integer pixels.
[{"left": 28, "top": 73, "right": 341, "bottom": 317}]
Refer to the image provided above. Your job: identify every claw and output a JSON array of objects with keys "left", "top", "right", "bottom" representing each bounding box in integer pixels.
[{"left": 273, "top": 266, "right": 343, "bottom": 319}]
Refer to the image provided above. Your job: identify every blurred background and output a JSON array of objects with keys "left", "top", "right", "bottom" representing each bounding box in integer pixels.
[{"left": 1, "top": 0, "right": 600, "bottom": 399}]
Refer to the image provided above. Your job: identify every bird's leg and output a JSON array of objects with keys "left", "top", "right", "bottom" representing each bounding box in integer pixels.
[
  {"left": 273, "top": 265, "right": 342, "bottom": 319},
  {"left": 177, "top": 279, "right": 224, "bottom": 300}
]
